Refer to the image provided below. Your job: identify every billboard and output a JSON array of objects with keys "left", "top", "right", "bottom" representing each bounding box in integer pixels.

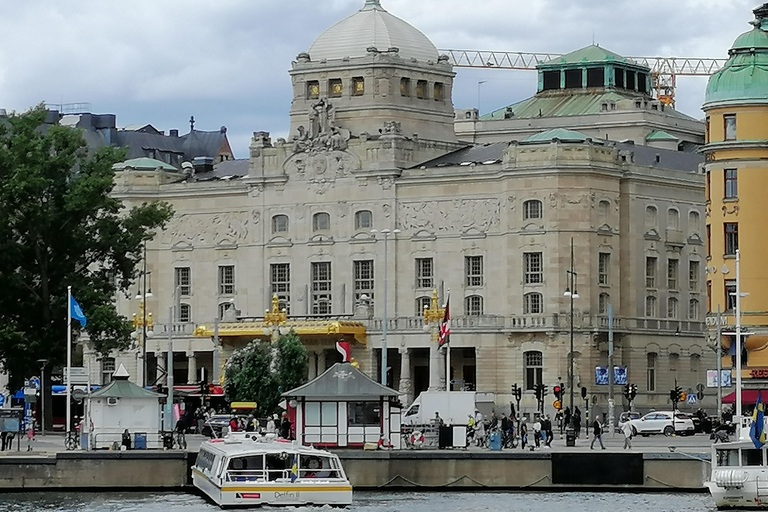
[
  {"left": 706, "top": 369, "right": 732, "bottom": 388},
  {"left": 595, "top": 366, "right": 628, "bottom": 385}
]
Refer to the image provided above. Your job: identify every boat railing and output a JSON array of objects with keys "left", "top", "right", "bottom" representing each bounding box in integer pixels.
[{"left": 224, "top": 468, "right": 343, "bottom": 482}]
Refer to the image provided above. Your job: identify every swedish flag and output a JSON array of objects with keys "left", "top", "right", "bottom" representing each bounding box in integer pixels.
[
  {"left": 750, "top": 391, "right": 766, "bottom": 449},
  {"left": 290, "top": 455, "right": 298, "bottom": 483}
]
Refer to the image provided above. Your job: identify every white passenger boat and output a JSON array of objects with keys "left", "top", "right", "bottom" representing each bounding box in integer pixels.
[
  {"left": 192, "top": 432, "right": 352, "bottom": 508},
  {"left": 707, "top": 417, "right": 768, "bottom": 509}
]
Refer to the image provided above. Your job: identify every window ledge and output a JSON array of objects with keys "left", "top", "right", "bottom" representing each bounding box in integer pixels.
[
  {"left": 723, "top": 197, "right": 739, "bottom": 203},
  {"left": 724, "top": 254, "right": 736, "bottom": 259}
]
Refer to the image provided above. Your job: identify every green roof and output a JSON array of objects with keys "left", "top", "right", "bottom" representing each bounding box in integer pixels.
[
  {"left": 733, "top": 27, "right": 768, "bottom": 50},
  {"left": 539, "top": 44, "right": 640, "bottom": 68},
  {"left": 113, "top": 157, "right": 178, "bottom": 171},
  {"left": 646, "top": 130, "right": 679, "bottom": 141},
  {"left": 524, "top": 128, "right": 591, "bottom": 143},
  {"left": 91, "top": 378, "right": 163, "bottom": 399}
]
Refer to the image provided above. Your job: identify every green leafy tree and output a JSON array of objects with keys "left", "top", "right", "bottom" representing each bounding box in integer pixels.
[
  {"left": 225, "top": 331, "right": 309, "bottom": 417},
  {"left": 0, "top": 105, "right": 174, "bottom": 393}
]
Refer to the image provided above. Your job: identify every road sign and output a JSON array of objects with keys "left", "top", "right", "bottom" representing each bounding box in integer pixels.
[
  {"left": 687, "top": 394, "right": 698, "bottom": 405},
  {"left": 553, "top": 400, "right": 561, "bottom": 410}
]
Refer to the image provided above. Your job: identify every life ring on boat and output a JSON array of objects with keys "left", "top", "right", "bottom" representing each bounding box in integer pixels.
[{"left": 410, "top": 431, "right": 424, "bottom": 447}]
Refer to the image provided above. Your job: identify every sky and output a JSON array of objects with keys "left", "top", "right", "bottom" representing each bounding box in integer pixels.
[{"left": 0, "top": 0, "right": 759, "bottom": 157}]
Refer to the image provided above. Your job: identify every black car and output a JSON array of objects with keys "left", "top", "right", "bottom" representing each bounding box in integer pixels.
[{"left": 201, "top": 415, "right": 231, "bottom": 438}]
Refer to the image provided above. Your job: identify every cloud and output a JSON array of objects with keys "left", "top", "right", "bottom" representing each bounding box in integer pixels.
[{"left": 0, "top": 0, "right": 757, "bottom": 155}]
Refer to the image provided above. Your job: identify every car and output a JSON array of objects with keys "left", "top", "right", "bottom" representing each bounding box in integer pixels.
[
  {"left": 616, "top": 411, "right": 641, "bottom": 433},
  {"left": 201, "top": 415, "right": 232, "bottom": 438},
  {"left": 627, "top": 411, "right": 695, "bottom": 437}
]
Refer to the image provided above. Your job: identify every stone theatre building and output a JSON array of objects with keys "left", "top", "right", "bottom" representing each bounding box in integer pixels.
[{"left": 90, "top": 0, "right": 710, "bottom": 416}]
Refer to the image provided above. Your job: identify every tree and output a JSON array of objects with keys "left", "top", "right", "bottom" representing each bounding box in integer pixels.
[
  {"left": 225, "top": 331, "right": 309, "bottom": 417},
  {"left": 0, "top": 106, "right": 173, "bottom": 393}
]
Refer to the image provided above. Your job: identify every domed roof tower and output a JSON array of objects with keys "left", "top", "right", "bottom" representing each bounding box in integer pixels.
[{"left": 289, "top": 0, "right": 457, "bottom": 144}]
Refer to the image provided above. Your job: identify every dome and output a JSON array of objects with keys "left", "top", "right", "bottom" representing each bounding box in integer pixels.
[
  {"left": 704, "top": 6, "right": 768, "bottom": 108},
  {"left": 308, "top": 1, "right": 439, "bottom": 63}
]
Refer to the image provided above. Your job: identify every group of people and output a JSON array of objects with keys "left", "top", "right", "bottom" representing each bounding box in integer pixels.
[{"left": 468, "top": 410, "right": 556, "bottom": 449}]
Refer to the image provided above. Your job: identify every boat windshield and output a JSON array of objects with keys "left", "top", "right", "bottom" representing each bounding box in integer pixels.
[
  {"left": 742, "top": 448, "right": 764, "bottom": 466},
  {"left": 716, "top": 448, "right": 740, "bottom": 467},
  {"left": 299, "top": 454, "right": 342, "bottom": 479}
]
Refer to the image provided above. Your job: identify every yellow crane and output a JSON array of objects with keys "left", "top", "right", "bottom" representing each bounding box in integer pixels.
[{"left": 439, "top": 49, "right": 727, "bottom": 107}]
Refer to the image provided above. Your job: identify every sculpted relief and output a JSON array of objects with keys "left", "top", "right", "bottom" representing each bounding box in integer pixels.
[
  {"left": 397, "top": 199, "right": 501, "bottom": 234},
  {"left": 163, "top": 211, "right": 252, "bottom": 247}
]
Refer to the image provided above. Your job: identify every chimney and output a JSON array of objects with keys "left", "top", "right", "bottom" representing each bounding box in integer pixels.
[{"left": 170, "top": 129, "right": 179, "bottom": 137}]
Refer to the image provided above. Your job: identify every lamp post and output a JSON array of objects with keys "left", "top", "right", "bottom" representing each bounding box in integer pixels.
[
  {"left": 37, "top": 359, "right": 48, "bottom": 435},
  {"left": 423, "top": 289, "right": 446, "bottom": 391},
  {"left": 371, "top": 228, "right": 400, "bottom": 386},
  {"left": 132, "top": 245, "right": 153, "bottom": 387},
  {"left": 563, "top": 238, "right": 580, "bottom": 428}
]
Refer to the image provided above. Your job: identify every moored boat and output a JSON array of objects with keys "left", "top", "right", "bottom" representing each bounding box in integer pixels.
[{"left": 192, "top": 432, "right": 352, "bottom": 508}]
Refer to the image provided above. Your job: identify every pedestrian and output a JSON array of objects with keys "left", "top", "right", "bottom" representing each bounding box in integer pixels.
[
  {"left": 573, "top": 407, "right": 582, "bottom": 438},
  {"left": 280, "top": 412, "right": 292, "bottom": 440},
  {"left": 229, "top": 416, "right": 239, "bottom": 433},
  {"left": 590, "top": 416, "right": 606, "bottom": 450},
  {"left": 0, "top": 431, "right": 7, "bottom": 451},
  {"left": 555, "top": 410, "right": 564, "bottom": 435},
  {"left": 122, "top": 429, "right": 132, "bottom": 450},
  {"left": 474, "top": 409, "right": 483, "bottom": 426},
  {"left": 544, "top": 415, "right": 553, "bottom": 447},
  {"left": 266, "top": 415, "right": 276, "bottom": 435},
  {"left": 475, "top": 415, "right": 486, "bottom": 446},
  {"left": 532, "top": 417, "right": 541, "bottom": 449},
  {"left": 26, "top": 425, "right": 34, "bottom": 451},
  {"left": 433, "top": 412, "right": 444, "bottom": 426},
  {"left": 519, "top": 422, "right": 528, "bottom": 450},
  {"left": 621, "top": 420, "right": 633, "bottom": 449}
]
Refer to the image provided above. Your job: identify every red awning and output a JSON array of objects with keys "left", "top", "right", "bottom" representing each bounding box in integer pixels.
[{"left": 722, "top": 389, "right": 768, "bottom": 404}]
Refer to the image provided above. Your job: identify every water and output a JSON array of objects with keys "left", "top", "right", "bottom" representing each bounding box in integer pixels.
[{"left": 0, "top": 491, "right": 715, "bottom": 512}]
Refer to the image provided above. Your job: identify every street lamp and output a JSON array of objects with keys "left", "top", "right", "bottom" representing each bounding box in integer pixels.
[
  {"left": 37, "top": 359, "right": 48, "bottom": 435},
  {"left": 563, "top": 237, "right": 579, "bottom": 429},
  {"left": 371, "top": 228, "right": 400, "bottom": 386},
  {"left": 133, "top": 244, "right": 154, "bottom": 387}
]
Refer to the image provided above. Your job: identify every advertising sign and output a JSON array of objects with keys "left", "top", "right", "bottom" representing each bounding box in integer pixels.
[
  {"left": 706, "top": 369, "right": 732, "bottom": 388},
  {"left": 595, "top": 366, "right": 628, "bottom": 385}
]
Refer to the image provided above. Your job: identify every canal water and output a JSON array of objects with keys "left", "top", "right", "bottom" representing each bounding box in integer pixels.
[{"left": 0, "top": 491, "right": 714, "bottom": 512}]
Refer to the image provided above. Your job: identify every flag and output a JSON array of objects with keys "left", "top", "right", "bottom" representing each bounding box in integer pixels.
[
  {"left": 69, "top": 296, "right": 87, "bottom": 327},
  {"left": 336, "top": 341, "right": 351, "bottom": 363},
  {"left": 751, "top": 391, "right": 766, "bottom": 449},
  {"left": 438, "top": 296, "right": 450, "bottom": 347},
  {"left": 290, "top": 455, "right": 298, "bottom": 483}
]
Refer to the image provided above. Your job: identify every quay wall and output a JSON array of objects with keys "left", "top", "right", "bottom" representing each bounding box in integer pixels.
[{"left": 0, "top": 451, "right": 708, "bottom": 491}]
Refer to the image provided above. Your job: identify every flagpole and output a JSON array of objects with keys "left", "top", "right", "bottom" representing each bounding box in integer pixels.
[
  {"left": 445, "top": 291, "right": 450, "bottom": 392},
  {"left": 66, "top": 286, "right": 72, "bottom": 438}
]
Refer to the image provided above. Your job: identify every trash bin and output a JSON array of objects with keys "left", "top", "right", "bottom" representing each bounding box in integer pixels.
[
  {"left": 134, "top": 433, "right": 147, "bottom": 450},
  {"left": 438, "top": 426, "right": 452, "bottom": 449},
  {"left": 80, "top": 434, "right": 88, "bottom": 450},
  {"left": 565, "top": 427, "right": 576, "bottom": 447},
  {"left": 489, "top": 431, "right": 502, "bottom": 451}
]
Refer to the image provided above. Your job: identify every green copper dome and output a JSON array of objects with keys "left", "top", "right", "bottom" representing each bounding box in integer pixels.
[{"left": 704, "top": 4, "right": 768, "bottom": 108}]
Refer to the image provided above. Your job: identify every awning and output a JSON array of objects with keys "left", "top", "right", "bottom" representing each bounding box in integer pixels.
[{"left": 722, "top": 389, "right": 768, "bottom": 404}]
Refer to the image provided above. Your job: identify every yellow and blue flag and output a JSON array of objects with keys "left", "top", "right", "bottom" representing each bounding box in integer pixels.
[
  {"left": 290, "top": 455, "right": 298, "bottom": 483},
  {"left": 750, "top": 391, "right": 766, "bottom": 449}
]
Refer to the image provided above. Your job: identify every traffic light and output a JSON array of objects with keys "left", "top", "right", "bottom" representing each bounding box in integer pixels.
[
  {"left": 672, "top": 385, "right": 683, "bottom": 403},
  {"left": 623, "top": 384, "right": 631, "bottom": 400},
  {"left": 542, "top": 384, "right": 548, "bottom": 400},
  {"left": 511, "top": 383, "right": 521, "bottom": 401},
  {"left": 553, "top": 384, "right": 563, "bottom": 401},
  {"left": 630, "top": 384, "right": 638, "bottom": 401},
  {"left": 581, "top": 386, "right": 587, "bottom": 400},
  {"left": 534, "top": 384, "right": 542, "bottom": 401}
]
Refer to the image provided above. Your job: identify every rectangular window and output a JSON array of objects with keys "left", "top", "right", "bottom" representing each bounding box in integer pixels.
[
  {"left": 416, "top": 258, "right": 434, "bottom": 289},
  {"left": 725, "top": 223, "right": 739, "bottom": 255},
  {"left": 706, "top": 116, "right": 710, "bottom": 144},
  {"left": 400, "top": 77, "right": 411, "bottom": 97},
  {"left": 724, "top": 114, "right": 737, "bottom": 141},
  {"left": 465, "top": 256, "right": 483, "bottom": 287},
  {"left": 270, "top": 263, "right": 291, "bottom": 314},
  {"left": 179, "top": 303, "right": 191, "bottom": 323},
  {"left": 416, "top": 80, "right": 428, "bottom": 99},
  {"left": 667, "top": 259, "right": 679, "bottom": 290},
  {"left": 724, "top": 169, "right": 738, "bottom": 199},
  {"left": 725, "top": 279, "right": 737, "bottom": 311},
  {"left": 102, "top": 357, "right": 116, "bottom": 385},
  {"left": 598, "top": 253, "right": 610, "bottom": 285},
  {"left": 311, "top": 262, "right": 332, "bottom": 315},
  {"left": 645, "top": 257, "right": 657, "bottom": 288},
  {"left": 328, "top": 78, "right": 343, "bottom": 98},
  {"left": 352, "top": 77, "right": 365, "bottom": 96},
  {"left": 434, "top": 82, "right": 445, "bottom": 101},
  {"left": 306, "top": 80, "right": 320, "bottom": 100},
  {"left": 524, "top": 252, "right": 543, "bottom": 284},
  {"left": 353, "top": 260, "right": 374, "bottom": 304},
  {"left": 218, "top": 265, "right": 235, "bottom": 295},
  {"left": 524, "top": 351, "right": 543, "bottom": 390},
  {"left": 647, "top": 353, "right": 656, "bottom": 391},
  {"left": 689, "top": 261, "right": 700, "bottom": 291},
  {"left": 174, "top": 267, "right": 191, "bottom": 296}
]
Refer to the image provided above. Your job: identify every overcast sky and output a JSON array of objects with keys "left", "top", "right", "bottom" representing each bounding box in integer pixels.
[{"left": 0, "top": 0, "right": 758, "bottom": 157}]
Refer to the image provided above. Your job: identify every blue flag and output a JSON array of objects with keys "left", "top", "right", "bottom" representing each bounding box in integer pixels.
[
  {"left": 70, "top": 296, "right": 87, "bottom": 327},
  {"left": 290, "top": 455, "right": 298, "bottom": 483},
  {"left": 750, "top": 391, "right": 765, "bottom": 449}
]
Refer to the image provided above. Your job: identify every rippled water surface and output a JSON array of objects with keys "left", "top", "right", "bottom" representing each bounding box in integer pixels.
[{"left": 0, "top": 491, "right": 715, "bottom": 512}]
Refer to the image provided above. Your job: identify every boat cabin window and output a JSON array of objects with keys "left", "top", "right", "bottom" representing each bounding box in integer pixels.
[
  {"left": 405, "top": 404, "right": 419, "bottom": 417},
  {"left": 195, "top": 449, "right": 217, "bottom": 473},
  {"left": 299, "top": 454, "right": 339, "bottom": 478},
  {"left": 716, "top": 449, "right": 740, "bottom": 467},
  {"left": 228, "top": 455, "right": 264, "bottom": 471},
  {"left": 265, "top": 454, "right": 289, "bottom": 481},
  {"left": 742, "top": 449, "right": 764, "bottom": 466}
]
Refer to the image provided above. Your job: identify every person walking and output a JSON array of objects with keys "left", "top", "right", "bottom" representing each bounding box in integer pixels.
[
  {"left": 544, "top": 415, "right": 553, "bottom": 447},
  {"left": 532, "top": 417, "right": 541, "bottom": 449},
  {"left": 573, "top": 407, "right": 582, "bottom": 438},
  {"left": 519, "top": 422, "right": 528, "bottom": 450},
  {"left": 590, "top": 416, "right": 606, "bottom": 450},
  {"left": 621, "top": 420, "right": 633, "bottom": 449}
]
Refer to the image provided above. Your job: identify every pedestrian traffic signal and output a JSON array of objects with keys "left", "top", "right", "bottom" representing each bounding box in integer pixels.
[
  {"left": 553, "top": 384, "right": 563, "bottom": 401},
  {"left": 629, "top": 383, "right": 638, "bottom": 401},
  {"left": 581, "top": 386, "right": 587, "bottom": 400},
  {"left": 671, "top": 385, "right": 683, "bottom": 403},
  {"left": 623, "top": 384, "right": 631, "bottom": 400}
]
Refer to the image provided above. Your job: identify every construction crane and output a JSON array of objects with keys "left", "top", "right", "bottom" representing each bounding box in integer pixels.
[{"left": 438, "top": 49, "right": 728, "bottom": 107}]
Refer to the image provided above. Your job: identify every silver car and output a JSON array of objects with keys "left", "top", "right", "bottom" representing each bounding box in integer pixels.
[{"left": 627, "top": 411, "right": 695, "bottom": 437}]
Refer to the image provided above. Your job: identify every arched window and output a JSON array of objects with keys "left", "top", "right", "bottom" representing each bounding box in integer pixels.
[
  {"left": 688, "top": 211, "right": 700, "bottom": 235},
  {"left": 599, "top": 200, "right": 610, "bottom": 222},
  {"left": 523, "top": 292, "right": 542, "bottom": 314},
  {"left": 667, "top": 208, "right": 680, "bottom": 230},
  {"left": 465, "top": 295, "right": 483, "bottom": 316},
  {"left": 523, "top": 200, "right": 543, "bottom": 220},
  {"left": 599, "top": 293, "right": 610, "bottom": 314},
  {"left": 645, "top": 295, "right": 657, "bottom": 317},
  {"left": 667, "top": 297, "right": 679, "bottom": 319},
  {"left": 313, "top": 212, "right": 330, "bottom": 232},
  {"left": 647, "top": 352, "right": 657, "bottom": 391},
  {"left": 688, "top": 298, "right": 700, "bottom": 320},
  {"left": 690, "top": 353, "right": 701, "bottom": 383},
  {"left": 416, "top": 296, "right": 431, "bottom": 315},
  {"left": 179, "top": 303, "right": 191, "bottom": 323},
  {"left": 645, "top": 206, "right": 657, "bottom": 229},
  {"left": 524, "top": 351, "right": 543, "bottom": 390},
  {"left": 272, "top": 214, "right": 289, "bottom": 234},
  {"left": 354, "top": 210, "right": 373, "bottom": 230}
]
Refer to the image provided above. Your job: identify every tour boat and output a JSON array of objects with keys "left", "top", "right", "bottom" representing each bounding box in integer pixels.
[
  {"left": 192, "top": 432, "right": 352, "bottom": 508},
  {"left": 706, "top": 416, "right": 768, "bottom": 509}
]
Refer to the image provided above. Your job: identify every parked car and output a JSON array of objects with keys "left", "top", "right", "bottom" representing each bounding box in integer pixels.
[
  {"left": 201, "top": 415, "right": 231, "bottom": 438},
  {"left": 627, "top": 411, "right": 695, "bottom": 437},
  {"left": 616, "top": 411, "right": 641, "bottom": 433}
]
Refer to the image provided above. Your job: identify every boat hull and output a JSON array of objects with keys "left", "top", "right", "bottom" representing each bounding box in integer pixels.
[
  {"left": 193, "top": 469, "right": 353, "bottom": 508},
  {"left": 707, "top": 474, "right": 768, "bottom": 509}
]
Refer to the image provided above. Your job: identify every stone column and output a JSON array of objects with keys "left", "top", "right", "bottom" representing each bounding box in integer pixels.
[
  {"left": 187, "top": 351, "right": 197, "bottom": 385},
  {"left": 317, "top": 350, "right": 327, "bottom": 375},
  {"left": 157, "top": 353, "right": 167, "bottom": 386},
  {"left": 398, "top": 348, "right": 413, "bottom": 406},
  {"left": 428, "top": 325, "right": 443, "bottom": 391},
  {"left": 308, "top": 352, "right": 317, "bottom": 380}
]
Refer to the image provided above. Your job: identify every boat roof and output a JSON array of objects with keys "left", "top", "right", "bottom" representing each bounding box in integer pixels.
[{"left": 199, "top": 434, "right": 338, "bottom": 458}]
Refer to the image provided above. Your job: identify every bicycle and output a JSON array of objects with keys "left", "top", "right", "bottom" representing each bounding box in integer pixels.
[{"left": 64, "top": 431, "right": 79, "bottom": 451}]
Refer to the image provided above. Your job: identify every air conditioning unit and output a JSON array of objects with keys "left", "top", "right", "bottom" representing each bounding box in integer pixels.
[{"left": 107, "top": 397, "right": 118, "bottom": 406}]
